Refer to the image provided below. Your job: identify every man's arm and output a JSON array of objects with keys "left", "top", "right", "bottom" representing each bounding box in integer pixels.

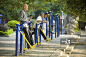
[{"left": 37, "top": 20, "right": 43, "bottom": 22}]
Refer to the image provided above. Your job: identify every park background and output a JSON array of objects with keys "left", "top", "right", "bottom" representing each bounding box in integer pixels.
[{"left": 0, "top": 0, "right": 86, "bottom": 35}]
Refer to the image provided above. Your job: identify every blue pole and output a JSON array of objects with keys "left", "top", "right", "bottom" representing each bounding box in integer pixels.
[
  {"left": 51, "top": 12, "right": 53, "bottom": 40},
  {"left": 0, "top": 15, "right": 3, "bottom": 24},
  {"left": 0, "top": 19, "right": 1, "bottom": 24},
  {"left": 35, "top": 24, "right": 38, "bottom": 44},
  {"left": 16, "top": 23, "right": 19, "bottom": 56},
  {"left": 49, "top": 11, "right": 51, "bottom": 38},
  {"left": 57, "top": 14, "right": 59, "bottom": 37},
  {"left": 59, "top": 15, "right": 60, "bottom": 36},
  {"left": 46, "top": 12, "right": 48, "bottom": 37},
  {"left": 55, "top": 15, "right": 57, "bottom": 38},
  {"left": 24, "top": 40, "right": 27, "bottom": 52},
  {"left": 40, "top": 24, "right": 42, "bottom": 43},
  {"left": 61, "top": 11, "right": 63, "bottom": 35},
  {"left": 57, "top": 15, "right": 59, "bottom": 37},
  {"left": 20, "top": 31, "right": 23, "bottom": 54}
]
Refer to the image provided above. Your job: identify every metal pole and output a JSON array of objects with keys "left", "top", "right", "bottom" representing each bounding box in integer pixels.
[
  {"left": 46, "top": 12, "right": 48, "bottom": 37},
  {"left": 58, "top": 14, "right": 60, "bottom": 36},
  {"left": 51, "top": 12, "right": 53, "bottom": 40},
  {"left": 35, "top": 24, "right": 38, "bottom": 44},
  {"left": 59, "top": 14, "right": 60, "bottom": 36},
  {"left": 20, "top": 31, "right": 23, "bottom": 54},
  {"left": 40, "top": 24, "right": 42, "bottom": 43},
  {"left": 15, "top": 23, "right": 19, "bottom": 56},
  {"left": 0, "top": 15, "right": 3, "bottom": 24},
  {"left": 61, "top": 11, "right": 63, "bottom": 35},
  {"left": 55, "top": 15, "right": 57, "bottom": 38},
  {"left": 24, "top": 40, "right": 27, "bottom": 52},
  {"left": 49, "top": 11, "right": 51, "bottom": 38},
  {"left": 57, "top": 14, "right": 58, "bottom": 37}
]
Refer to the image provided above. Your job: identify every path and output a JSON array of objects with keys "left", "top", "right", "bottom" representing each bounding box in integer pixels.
[{"left": 0, "top": 31, "right": 86, "bottom": 57}]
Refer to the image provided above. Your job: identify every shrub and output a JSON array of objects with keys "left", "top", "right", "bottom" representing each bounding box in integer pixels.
[
  {"left": 7, "top": 20, "right": 20, "bottom": 28},
  {"left": 0, "top": 25, "right": 13, "bottom": 36},
  {"left": 0, "top": 29, "right": 13, "bottom": 36}
]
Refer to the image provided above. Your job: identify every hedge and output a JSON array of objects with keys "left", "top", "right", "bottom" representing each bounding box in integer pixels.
[
  {"left": 7, "top": 20, "right": 20, "bottom": 28},
  {"left": 0, "top": 28, "right": 13, "bottom": 36}
]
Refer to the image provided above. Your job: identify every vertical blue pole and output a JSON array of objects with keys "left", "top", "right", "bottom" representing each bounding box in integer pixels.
[
  {"left": 0, "top": 15, "right": 3, "bottom": 24},
  {"left": 61, "top": 11, "right": 63, "bottom": 35},
  {"left": 20, "top": 31, "right": 23, "bottom": 54},
  {"left": 57, "top": 14, "right": 59, "bottom": 37},
  {"left": 57, "top": 14, "right": 58, "bottom": 37},
  {"left": 16, "top": 23, "right": 19, "bottom": 56},
  {"left": 24, "top": 40, "right": 27, "bottom": 52},
  {"left": 55, "top": 15, "right": 57, "bottom": 38},
  {"left": 40, "top": 24, "right": 42, "bottom": 43},
  {"left": 58, "top": 15, "right": 60, "bottom": 36},
  {"left": 35, "top": 24, "right": 38, "bottom": 44},
  {"left": 51, "top": 12, "right": 53, "bottom": 40},
  {"left": 0, "top": 19, "right": 1, "bottom": 24},
  {"left": 49, "top": 11, "right": 51, "bottom": 38},
  {"left": 46, "top": 12, "right": 48, "bottom": 37}
]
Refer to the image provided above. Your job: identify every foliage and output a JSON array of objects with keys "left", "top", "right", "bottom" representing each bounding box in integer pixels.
[
  {"left": 0, "top": 25, "right": 13, "bottom": 36},
  {"left": 74, "top": 29, "right": 80, "bottom": 32},
  {"left": 1, "top": 0, "right": 85, "bottom": 21},
  {"left": 7, "top": 20, "right": 20, "bottom": 28},
  {"left": 58, "top": 0, "right": 86, "bottom": 20},
  {"left": 0, "top": 0, "right": 61, "bottom": 21},
  {"left": 0, "top": 28, "right": 13, "bottom": 36},
  {"left": 78, "top": 20, "right": 86, "bottom": 30}
]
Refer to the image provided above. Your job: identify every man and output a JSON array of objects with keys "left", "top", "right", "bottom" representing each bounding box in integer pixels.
[
  {"left": 19, "top": 4, "right": 34, "bottom": 49},
  {"left": 33, "top": 12, "right": 48, "bottom": 40}
]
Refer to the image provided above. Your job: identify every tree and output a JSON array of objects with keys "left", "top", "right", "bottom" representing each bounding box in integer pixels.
[{"left": 58, "top": 0, "right": 86, "bottom": 20}]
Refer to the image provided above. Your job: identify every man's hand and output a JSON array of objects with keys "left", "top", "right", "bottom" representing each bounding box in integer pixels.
[
  {"left": 27, "top": 21, "right": 30, "bottom": 23},
  {"left": 43, "top": 21, "right": 48, "bottom": 24}
]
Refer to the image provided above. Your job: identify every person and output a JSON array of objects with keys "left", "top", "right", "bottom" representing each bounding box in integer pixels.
[
  {"left": 33, "top": 12, "right": 48, "bottom": 40},
  {"left": 19, "top": 4, "right": 34, "bottom": 49},
  {"left": 43, "top": 13, "right": 55, "bottom": 34},
  {"left": 28, "top": 15, "right": 33, "bottom": 21},
  {"left": 42, "top": 14, "right": 47, "bottom": 33},
  {"left": 28, "top": 15, "right": 33, "bottom": 30}
]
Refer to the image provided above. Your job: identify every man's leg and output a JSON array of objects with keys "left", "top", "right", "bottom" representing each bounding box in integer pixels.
[
  {"left": 23, "top": 27, "right": 31, "bottom": 48},
  {"left": 40, "top": 28, "right": 47, "bottom": 40},
  {"left": 33, "top": 28, "right": 36, "bottom": 43},
  {"left": 28, "top": 29, "right": 34, "bottom": 45}
]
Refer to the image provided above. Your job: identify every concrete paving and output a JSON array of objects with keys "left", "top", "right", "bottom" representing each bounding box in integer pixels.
[{"left": 0, "top": 31, "right": 86, "bottom": 57}]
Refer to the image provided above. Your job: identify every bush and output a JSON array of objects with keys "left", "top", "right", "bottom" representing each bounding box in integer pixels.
[
  {"left": 0, "top": 29, "right": 13, "bottom": 36},
  {"left": 7, "top": 20, "right": 20, "bottom": 28},
  {"left": 0, "top": 25, "right": 13, "bottom": 36}
]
